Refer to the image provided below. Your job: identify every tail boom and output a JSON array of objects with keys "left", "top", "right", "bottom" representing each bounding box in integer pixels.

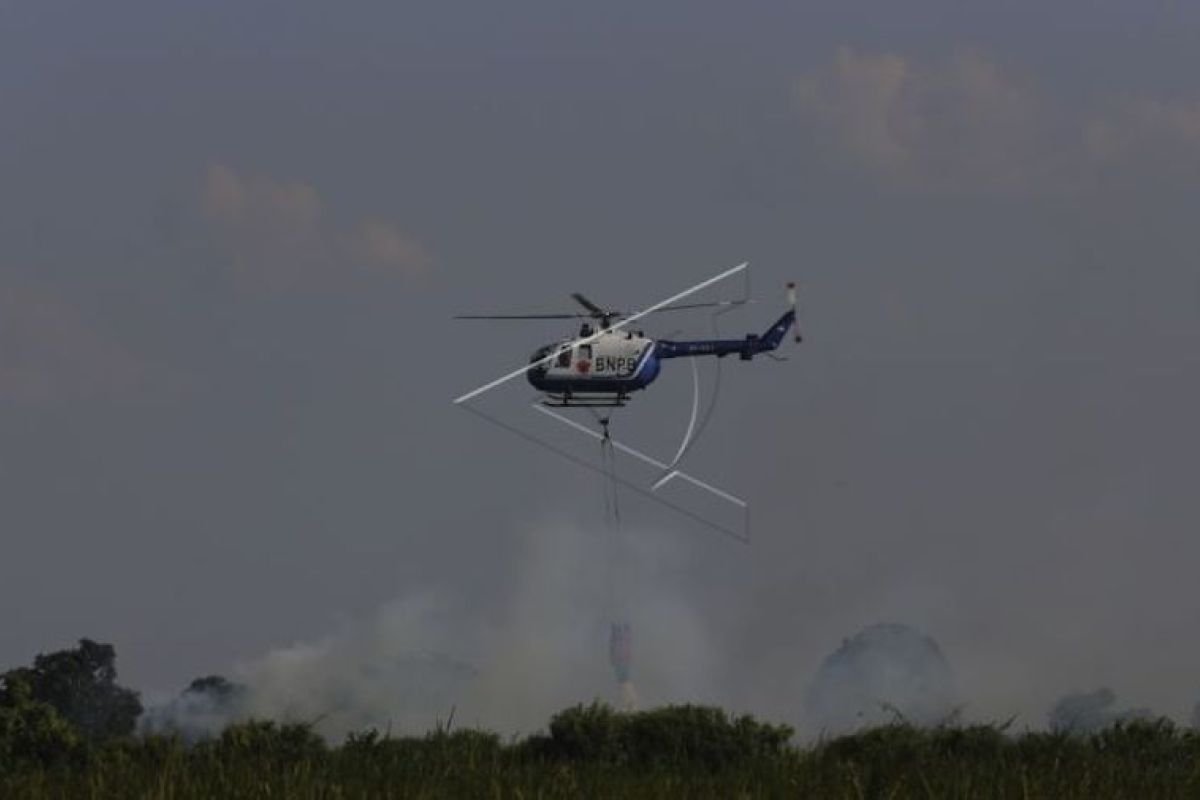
[{"left": 656, "top": 309, "right": 796, "bottom": 361}]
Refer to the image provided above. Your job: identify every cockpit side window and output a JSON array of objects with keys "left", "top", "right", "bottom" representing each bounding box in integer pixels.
[
  {"left": 578, "top": 344, "right": 592, "bottom": 360},
  {"left": 555, "top": 345, "right": 572, "bottom": 368},
  {"left": 529, "top": 345, "right": 553, "bottom": 370}
]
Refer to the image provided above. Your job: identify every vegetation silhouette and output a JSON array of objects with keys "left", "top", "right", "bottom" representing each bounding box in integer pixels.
[{"left": 5, "top": 640, "right": 1200, "bottom": 797}]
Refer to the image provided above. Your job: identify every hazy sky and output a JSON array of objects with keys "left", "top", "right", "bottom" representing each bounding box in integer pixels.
[{"left": 3, "top": 1, "right": 1200, "bottom": 732}]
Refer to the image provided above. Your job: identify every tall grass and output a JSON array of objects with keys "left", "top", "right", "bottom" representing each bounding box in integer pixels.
[{"left": 4, "top": 704, "right": 1200, "bottom": 798}]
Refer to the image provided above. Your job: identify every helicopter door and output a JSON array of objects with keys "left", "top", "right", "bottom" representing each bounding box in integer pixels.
[{"left": 576, "top": 344, "right": 593, "bottom": 375}]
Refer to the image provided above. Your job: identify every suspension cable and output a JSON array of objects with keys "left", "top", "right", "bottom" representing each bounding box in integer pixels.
[{"left": 594, "top": 414, "right": 622, "bottom": 532}]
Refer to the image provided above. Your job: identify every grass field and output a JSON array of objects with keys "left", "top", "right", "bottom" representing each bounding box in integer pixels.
[{"left": 4, "top": 703, "right": 1200, "bottom": 798}]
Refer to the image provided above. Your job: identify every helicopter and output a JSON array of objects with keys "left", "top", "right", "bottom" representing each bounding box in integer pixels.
[{"left": 454, "top": 263, "right": 800, "bottom": 408}]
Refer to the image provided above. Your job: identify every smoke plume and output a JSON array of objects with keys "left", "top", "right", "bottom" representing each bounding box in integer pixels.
[{"left": 143, "top": 519, "right": 722, "bottom": 740}]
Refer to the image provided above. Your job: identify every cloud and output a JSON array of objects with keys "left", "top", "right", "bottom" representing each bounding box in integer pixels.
[
  {"left": 1086, "top": 98, "right": 1200, "bottom": 178},
  {"left": 794, "top": 48, "right": 1200, "bottom": 195},
  {"left": 794, "top": 49, "right": 915, "bottom": 174},
  {"left": 0, "top": 283, "right": 146, "bottom": 403},
  {"left": 794, "top": 48, "right": 1041, "bottom": 193},
  {"left": 345, "top": 218, "right": 432, "bottom": 275},
  {"left": 200, "top": 163, "right": 430, "bottom": 290}
]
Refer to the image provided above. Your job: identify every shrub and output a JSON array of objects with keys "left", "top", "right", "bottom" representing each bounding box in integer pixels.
[
  {"left": 202, "top": 720, "right": 326, "bottom": 764},
  {"left": 528, "top": 703, "right": 793, "bottom": 769}
]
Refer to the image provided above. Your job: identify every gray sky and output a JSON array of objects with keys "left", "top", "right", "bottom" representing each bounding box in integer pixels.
[{"left": 3, "top": 0, "right": 1200, "bottom": 732}]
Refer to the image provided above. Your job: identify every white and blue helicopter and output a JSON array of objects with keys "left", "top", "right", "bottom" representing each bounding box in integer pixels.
[
  {"left": 454, "top": 263, "right": 799, "bottom": 408},
  {"left": 453, "top": 263, "right": 799, "bottom": 541}
]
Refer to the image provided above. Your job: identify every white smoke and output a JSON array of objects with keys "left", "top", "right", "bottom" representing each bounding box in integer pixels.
[
  {"left": 803, "top": 622, "right": 959, "bottom": 735},
  {"left": 140, "top": 685, "right": 241, "bottom": 741},
  {"left": 143, "top": 518, "right": 723, "bottom": 740},
  {"left": 234, "top": 594, "right": 476, "bottom": 738}
]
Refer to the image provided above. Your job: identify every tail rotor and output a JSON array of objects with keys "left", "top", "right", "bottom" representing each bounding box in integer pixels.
[{"left": 787, "top": 282, "right": 801, "bottom": 343}]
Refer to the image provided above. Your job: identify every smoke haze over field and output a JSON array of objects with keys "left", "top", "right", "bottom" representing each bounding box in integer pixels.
[
  {"left": 144, "top": 521, "right": 726, "bottom": 740},
  {"left": 4, "top": 1, "right": 1200, "bottom": 734}
]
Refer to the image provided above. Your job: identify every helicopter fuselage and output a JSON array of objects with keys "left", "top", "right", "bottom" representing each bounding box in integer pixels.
[{"left": 527, "top": 330, "right": 660, "bottom": 396}]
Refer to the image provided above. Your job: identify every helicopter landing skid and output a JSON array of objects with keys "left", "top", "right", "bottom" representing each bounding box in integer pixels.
[{"left": 542, "top": 393, "right": 628, "bottom": 408}]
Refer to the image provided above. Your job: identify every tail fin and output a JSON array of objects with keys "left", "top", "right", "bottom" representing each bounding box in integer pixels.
[
  {"left": 760, "top": 281, "right": 800, "bottom": 349},
  {"left": 760, "top": 308, "right": 797, "bottom": 350}
]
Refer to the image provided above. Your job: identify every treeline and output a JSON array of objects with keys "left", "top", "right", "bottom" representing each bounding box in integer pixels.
[{"left": 6, "top": 640, "right": 1200, "bottom": 797}]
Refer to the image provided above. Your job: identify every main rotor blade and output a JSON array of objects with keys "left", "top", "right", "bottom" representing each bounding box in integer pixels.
[
  {"left": 454, "top": 313, "right": 587, "bottom": 320},
  {"left": 452, "top": 262, "right": 748, "bottom": 405},
  {"left": 454, "top": 296, "right": 748, "bottom": 322},
  {"left": 636, "top": 299, "right": 751, "bottom": 314},
  {"left": 570, "top": 293, "right": 607, "bottom": 316}
]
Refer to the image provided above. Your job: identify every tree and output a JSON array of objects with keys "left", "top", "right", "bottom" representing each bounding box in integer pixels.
[
  {"left": 2, "top": 638, "right": 142, "bottom": 740},
  {"left": 0, "top": 673, "right": 81, "bottom": 764},
  {"left": 185, "top": 674, "right": 242, "bottom": 704}
]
